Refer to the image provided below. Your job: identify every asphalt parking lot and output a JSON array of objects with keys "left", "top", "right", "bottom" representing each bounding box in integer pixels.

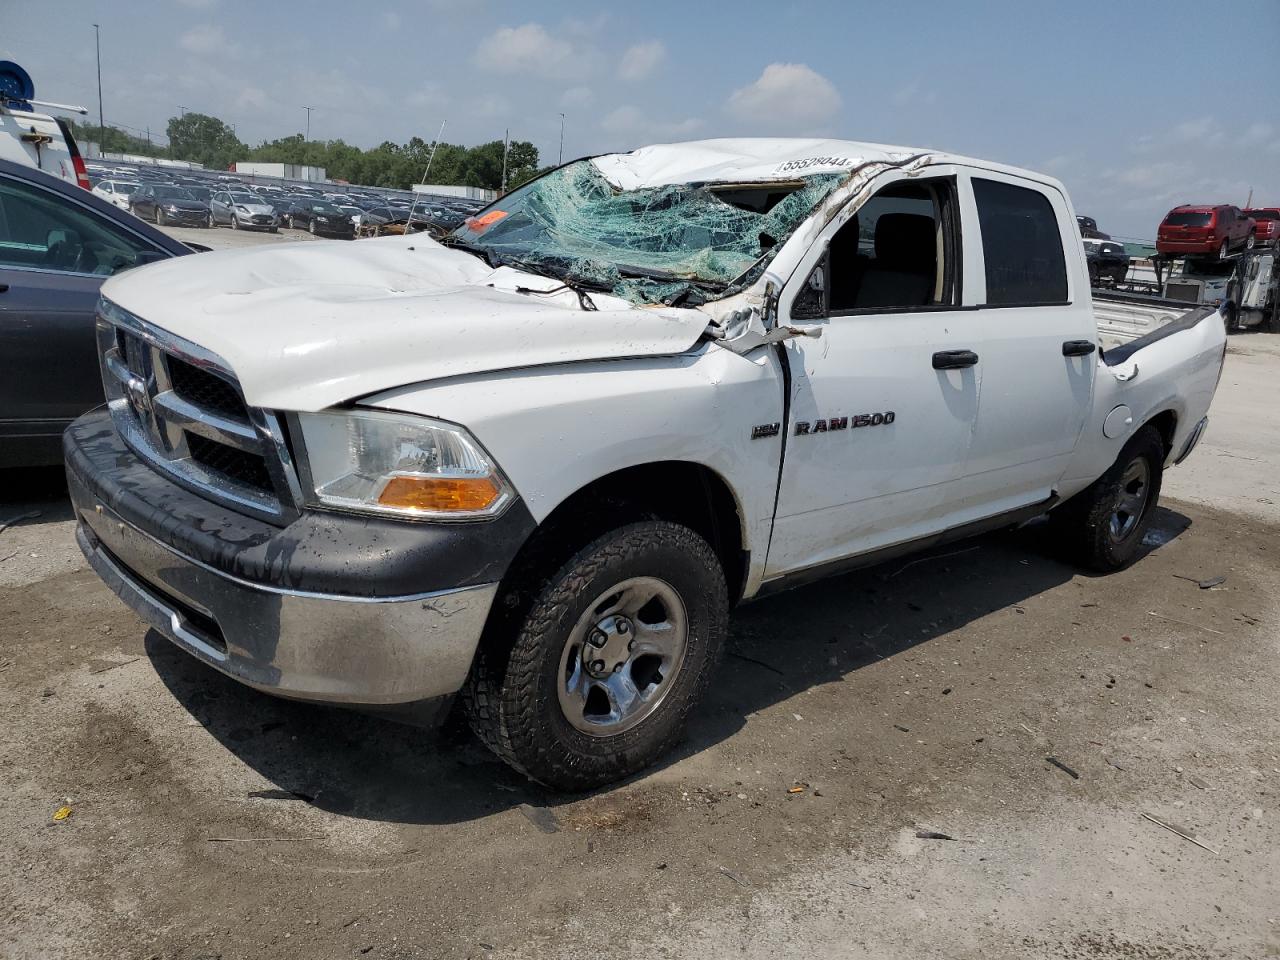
[{"left": 2, "top": 326, "right": 1278, "bottom": 959}]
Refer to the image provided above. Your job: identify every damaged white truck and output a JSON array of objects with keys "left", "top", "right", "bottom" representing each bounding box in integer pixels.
[{"left": 66, "top": 139, "right": 1226, "bottom": 789}]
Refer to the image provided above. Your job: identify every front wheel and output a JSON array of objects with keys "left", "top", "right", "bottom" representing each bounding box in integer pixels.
[
  {"left": 1051, "top": 426, "right": 1164, "bottom": 571},
  {"left": 230, "top": 214, "right": 239, "bottom": 230},
  {"left": 1245, "top": 231, "right": 1255, "bottom": 251},
  {"left": 464, "top": 521, "right": 728, "bottom": 791},
  {"left": 1219, "top": 238, "right": 1231, "bottom": 260},
  {"left": 155, "top": 207, "right": 165, "bottom": 225}
]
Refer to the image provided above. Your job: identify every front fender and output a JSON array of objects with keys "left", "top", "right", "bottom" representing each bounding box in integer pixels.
[{"left": 358, "top": 345, "right": 786, "bottom": 596}]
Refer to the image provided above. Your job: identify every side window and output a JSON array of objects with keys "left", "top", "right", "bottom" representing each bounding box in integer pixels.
[
  {"left": 0, "top": 175, "right": 161, "bottom": 275},
  {"left": 972, "top": 177, "right": 1067, "bottom": 305},
  {"left": 817, "top": 178, "right": 958, "bottom": 313}
]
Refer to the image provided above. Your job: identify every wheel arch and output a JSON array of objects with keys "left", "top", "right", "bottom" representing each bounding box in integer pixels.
[
  {"left": 1142, "top": 408, "right": 1178, "bottom": 458},
  {"left": 492, "top": 460, "right": 750, "bottom": 618}
]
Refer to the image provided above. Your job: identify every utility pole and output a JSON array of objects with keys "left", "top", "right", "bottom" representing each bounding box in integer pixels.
[
  {"left": 303, "top": 105, "right": 314, "bottom": 140},
  {"left": 92, "top": 24, "right": 104, "bottom": 132},
  {"left": 501, "top": 128, "right": 510, "bottom": 195},
  {"left": 558, "top": 113, "right": 565, "bottom": 166},
  {"left": 179, "top": 105, "right": 188, "bottom": 118},
  {"left": 422, "top": 119, "right": 447, "bottom": 183}
]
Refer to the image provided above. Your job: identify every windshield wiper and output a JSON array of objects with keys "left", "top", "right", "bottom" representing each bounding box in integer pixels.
[
  {"left": 498, "top": 256, "right": 611, "bottom": 312},
  {"left": 615, "top": 262, "right": 727, "bottom": 290}
]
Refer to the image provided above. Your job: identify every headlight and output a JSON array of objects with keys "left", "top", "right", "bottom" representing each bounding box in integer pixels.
[
  {"left": 295, "top": 409, "right": 512, "bottom": 520},
  {"left": 166, "top": 204, "right": 179, "bottom": 212},
  {"left": 236, "top": 205, "right": 250, "bottom": 212},
  {"left": 317, "top": 216, "right": 330, "bottom": 222}
]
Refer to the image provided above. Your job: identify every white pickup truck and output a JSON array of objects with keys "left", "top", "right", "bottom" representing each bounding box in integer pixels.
[{"left": 66, "top": 139, "right": 1226, "bottom": 789}]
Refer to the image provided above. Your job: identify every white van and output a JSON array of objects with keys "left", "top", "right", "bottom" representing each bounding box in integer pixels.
[{"left": 0, "top": 104, "right": 92, "bottom": 189}]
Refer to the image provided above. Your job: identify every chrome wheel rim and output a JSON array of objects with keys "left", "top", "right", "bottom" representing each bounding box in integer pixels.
[
  {"left": 556, "top": 576, "right": 689, "bottom": 737},
  {"left": 1108, "top": 457, "right": 1151, "bottom": 543}
]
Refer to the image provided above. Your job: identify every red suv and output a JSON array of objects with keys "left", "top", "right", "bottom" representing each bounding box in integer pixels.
[
  {"left": 1244, "top": 208, "right": 1279, "bottom": 248},
  {"left": 1156, "top": 204, "right": 1256, "bottom": 259}
]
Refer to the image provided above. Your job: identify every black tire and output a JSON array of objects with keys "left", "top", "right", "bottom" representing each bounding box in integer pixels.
[
  {"left": 269, "top": 225, "right": 278, "bottom": 234},
  {"left": 1245, "top": 231, "right": 1255, "bottom": 251},
  {"left": 1218, "top": 238, "right": 1230, "bottom": 261},
  {"left": 231, "top": 214, "right": 239, "bottom": 230},
  {"left": 309, "top": 219, "right": 317, "bottom": 235},
  {"left": 205, "top": 213, "right": 213, "bottom": 229},
  {"left": 155, "top": 206, "right": 165, "bottom": 225},
  {"left": 463, "top": 521, "right": 728, "bottom": 791},
  {"left": 1051, "top": 426, "right": 1164, "bottom": 572}
]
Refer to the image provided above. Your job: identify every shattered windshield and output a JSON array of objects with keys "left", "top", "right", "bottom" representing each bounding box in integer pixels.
[{"left": 447, "top": 159, "right": 843, "bottom": 306}]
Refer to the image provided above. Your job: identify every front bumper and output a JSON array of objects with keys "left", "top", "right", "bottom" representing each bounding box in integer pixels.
[
  {"left": 163, "top": 208, "right": 210, "bottom": 226},
  {"left": 1156, "top": 239, "right": 1217, "bottom": 255},
  {"left": 65, "top": 412, "right": 533, "bottom": 721}
]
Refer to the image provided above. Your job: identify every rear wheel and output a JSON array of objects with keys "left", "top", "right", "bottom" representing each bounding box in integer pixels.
[
  {"left": 463, "top": 521, "right": 728, "bottom": 791},
  {"left": 1052, "top": 426, "right": 1164, "bottom": 571}
]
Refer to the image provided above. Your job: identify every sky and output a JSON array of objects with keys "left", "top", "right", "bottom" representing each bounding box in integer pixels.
[{"left": 6, "top": 0, "right": 1278, "bottom": 239}]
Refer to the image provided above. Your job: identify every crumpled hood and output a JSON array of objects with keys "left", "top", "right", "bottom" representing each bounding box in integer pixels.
[{"left": 99, "top": 235, "right": 709, "bottom": 412}]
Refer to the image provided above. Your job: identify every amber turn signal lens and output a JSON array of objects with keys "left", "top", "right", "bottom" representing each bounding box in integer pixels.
[{"left": 376, "top": 475, "right": 500, "bottom": 513}]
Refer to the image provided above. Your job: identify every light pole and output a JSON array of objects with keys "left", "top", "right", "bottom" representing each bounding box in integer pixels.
[
  {"left": 558, "top": 113, "right": 565, "bottom": 166},
  {"left": 92, "top": 24, "right": 104, "bottom": 132},
  {"left": 303, "top": 105, "right": 314, "bottom": 140}
]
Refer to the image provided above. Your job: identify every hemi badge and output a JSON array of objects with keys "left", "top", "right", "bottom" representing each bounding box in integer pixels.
[{"left": 751, "top": 423, "right": 781, "bottom": 439}]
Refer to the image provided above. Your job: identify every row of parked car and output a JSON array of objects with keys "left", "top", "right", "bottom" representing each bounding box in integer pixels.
[{"left": 88, "top": 172, "right": 481, "bottom": 240}]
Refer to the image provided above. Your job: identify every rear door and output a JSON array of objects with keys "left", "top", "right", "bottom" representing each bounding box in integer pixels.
[{"left": 948, "top": 171, "right": 1095, "bottom": 518}]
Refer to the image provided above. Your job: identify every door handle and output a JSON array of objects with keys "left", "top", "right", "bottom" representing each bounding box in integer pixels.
[
  {"left": 932, "top": 349, "right": 979, "bottom": 370},
  {"left": 1062, "top": 340, "right": 1097, "bottom": 357}
]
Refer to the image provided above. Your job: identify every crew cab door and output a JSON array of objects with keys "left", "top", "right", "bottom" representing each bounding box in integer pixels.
[
  {"left": 764, "top": 169, "right": 984, "bottom": 578},
  {"left": 948, "top": 172, "right": 1095, "bottom": 517}
]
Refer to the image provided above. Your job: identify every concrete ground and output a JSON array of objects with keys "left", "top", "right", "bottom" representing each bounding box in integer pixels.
[{"left": 1, "top": 322, "right": 1278, "bottom": 959}]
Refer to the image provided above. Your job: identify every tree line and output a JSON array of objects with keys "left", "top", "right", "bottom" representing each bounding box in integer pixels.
[{"left": 67, "top": 112, "right": 544, "bottom": 191}]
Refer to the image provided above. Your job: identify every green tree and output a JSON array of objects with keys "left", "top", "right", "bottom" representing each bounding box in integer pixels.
[
  {"left": 165, "top": 112, "right": 246, "bottom": 171},
  {"left": 64, "top": 121, "right": 164, "bottom": 158}
]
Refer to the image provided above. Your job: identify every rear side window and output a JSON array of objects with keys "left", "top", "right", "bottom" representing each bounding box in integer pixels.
[
  {"left": 1164, "top": 211, "right": 1212, "bottom": 226},
  {"left": 972, "top": 178, "right": 1067, "bottom": 305}
]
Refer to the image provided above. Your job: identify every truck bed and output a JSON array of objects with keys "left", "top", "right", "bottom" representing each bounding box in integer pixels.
[{"left": 1093, "top": 291, "right": 1203, "bottom": 350}]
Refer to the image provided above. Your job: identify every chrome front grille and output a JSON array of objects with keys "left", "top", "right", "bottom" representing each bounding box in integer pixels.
[{"left": 97, "top": 298, "right": 302, "bottom": 524}]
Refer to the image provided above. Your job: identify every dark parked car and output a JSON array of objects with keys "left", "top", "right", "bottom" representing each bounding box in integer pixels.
[
  {"left": 128, "top": 184, "right": 212, "bottom": 227},
  {"left": 0, "top": 159, "right": 191, "bottom": 467},
  {"left": 1076, "top": 215, "right": 1110, "bottom": 240},
  {"left": 1157, "top": 204, "right": 1256, "bottom": 259},
  {"left": 1083, "top": 238, "right": 1130, "bottom": 284},
  {"left": 285, "top": 199, "right": 355, "bottom": 237},
  {"left": 1244, "top": 208, "right": 1279, "bottom": 248}
]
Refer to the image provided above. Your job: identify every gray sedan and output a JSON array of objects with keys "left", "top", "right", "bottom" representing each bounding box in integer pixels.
[
  {"left": 210, "top": 190, "right": 279, "bottom": 232},
  {"left": 0, "top": 160, "right": 192, "bottom": 467}
]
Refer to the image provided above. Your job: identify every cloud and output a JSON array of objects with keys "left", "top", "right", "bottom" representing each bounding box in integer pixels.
[
  {"left": 618, "top": 40, "right": 665, "bottom": 81},
  {"left": 1241, "top": 122, "right": 1274, "bottom": 147},
  {"left": 473, "top": 23, "right": 579, "bottom": 78},
  {"left": 560, "top": 86, "right": 594, "bottom": 109},
  {"left": 178, "top": 23, "right": 234, "bottom": 56},
  {"left": 726, "top": 63, "right": 841, "bottom": 133},
  {"left": 236, "top": 86, "right": 268, "bottom": 111},
  {"left": 600, "top": 105, "right": 702, "bottom": 145},
  {"left": 891, "top": 81, "right": 937, "bottom": 107},
  {"left": 381, "top": 11, "right": 401, "bottom": 30},
  {"left": 175, "top": 0, "right": 217, "bottom": 8}
]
